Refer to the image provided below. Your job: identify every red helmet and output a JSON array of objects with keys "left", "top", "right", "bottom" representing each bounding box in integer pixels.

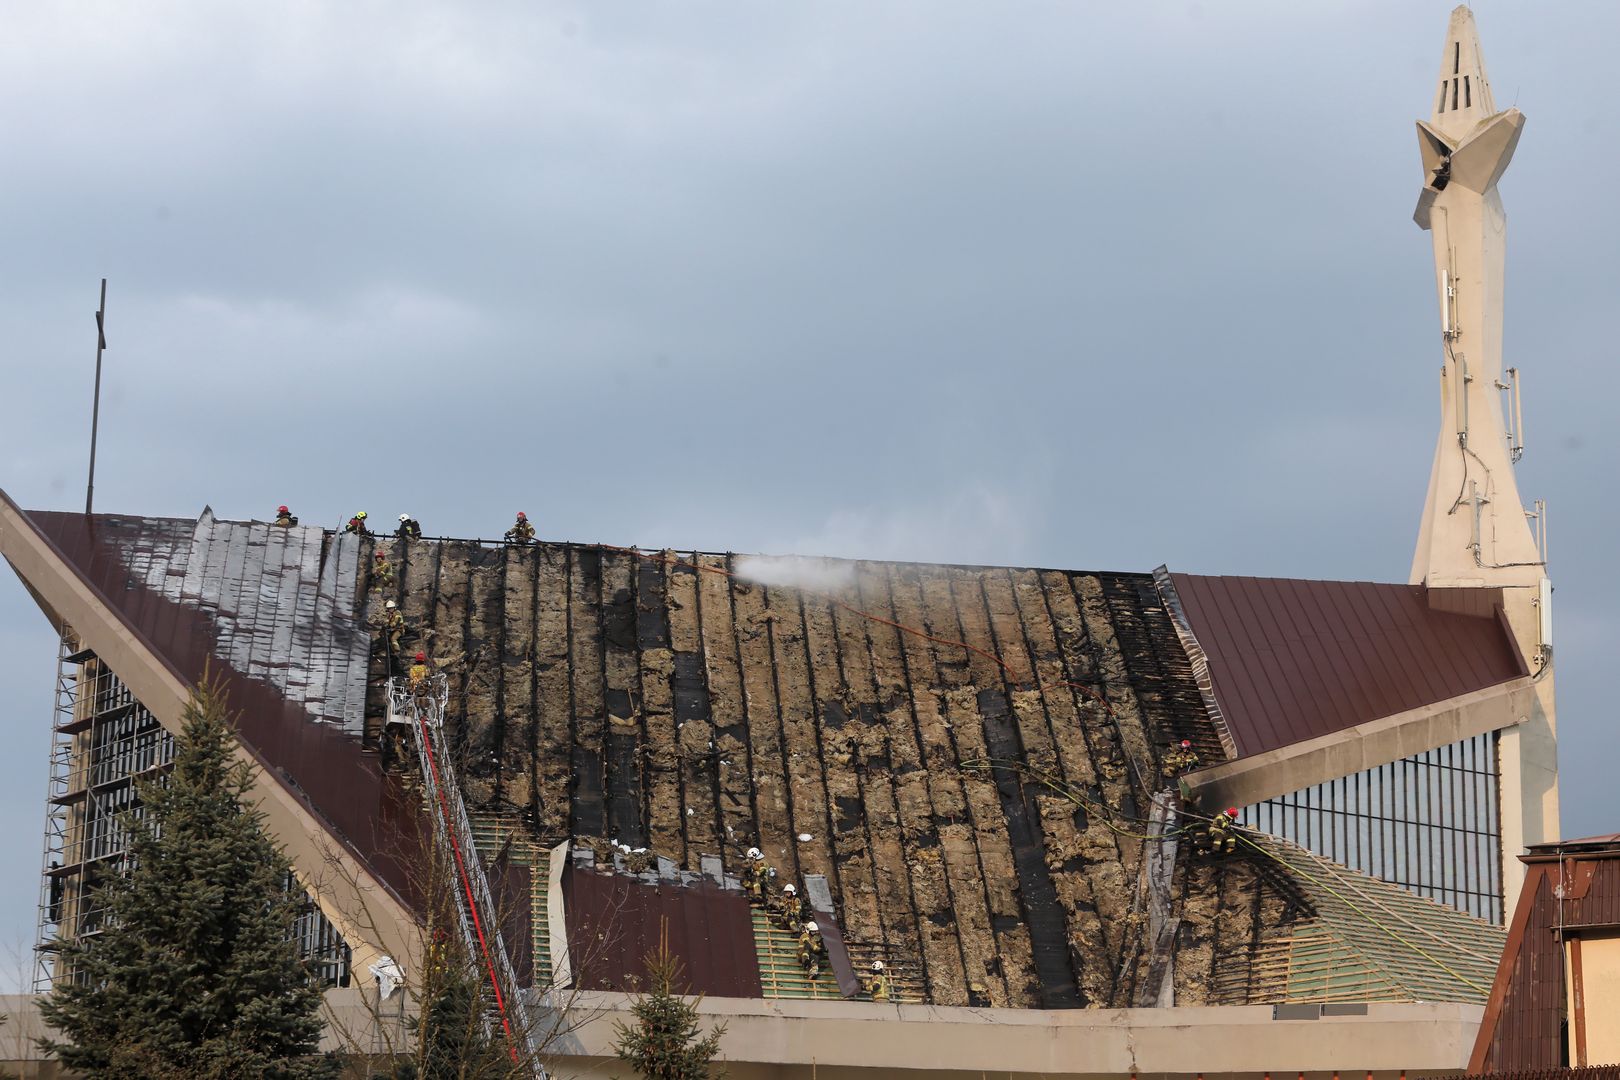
[
  {"left": 415, "top": 652, "right": 426, "bottom": 662},
  {"left": 375, "top": 551, "right": 385, "bottom": 560},
  {"left": 1180, "top": 739, "right": 1191, "bottom": 749},
  {"left": 516, "top": 511, "right": 527, "bottom": 520},
  {"left": 1226, "top": 807, "right": 1239, "bottom": 818},
  {"left": 277, "top": 506, "right": 289, "bottom": 514}
]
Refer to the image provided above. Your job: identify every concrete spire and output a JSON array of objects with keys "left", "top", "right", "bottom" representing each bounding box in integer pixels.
[
  {"left": 1409, "top": 6, "right": 1557, "bottom": 914},
  {"left": 1410, "top": 5, "right": 1540, "bottom": 591}
]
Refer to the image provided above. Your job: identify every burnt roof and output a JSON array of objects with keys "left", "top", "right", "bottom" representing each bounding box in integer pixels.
[
  {"left": 7, "top": 505, "right": 1508, "bottom": 1011},
  {"left": 1168, "top": 573, "right": 1528, "bottom": 757}
]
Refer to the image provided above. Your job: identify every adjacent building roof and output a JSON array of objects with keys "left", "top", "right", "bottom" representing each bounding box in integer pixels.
[
  {"left": 1471, "top": 836, "right": 1620, "bottom": 1073},
  {"left": 2, "top": 504, "right": 1509, "bottom": 1013},
  {"left": 1168, "top": 573, "right": 1528, "bottom": 757}
]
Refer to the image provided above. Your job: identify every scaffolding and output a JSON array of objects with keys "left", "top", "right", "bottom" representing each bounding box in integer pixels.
[
  {"left": 35, "top": 633, "right": 84, "bottom": 990},
  {"left": 34, "top": 632, "right": 351, "bottom": 990}
]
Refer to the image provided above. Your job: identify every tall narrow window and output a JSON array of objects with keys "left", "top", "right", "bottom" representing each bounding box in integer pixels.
[
  {"left": 1464, "top": 75, "right": 1472, "bottom": 108},
  {"left": 1439, "top": 83, "right": 1449, "bottom": 113},
  {"left": 1454, "top": 41, "right": 1461, "bottom": 74},
  {"left": 1453, "top": 77, "right": 1460, "bottom": 111}
]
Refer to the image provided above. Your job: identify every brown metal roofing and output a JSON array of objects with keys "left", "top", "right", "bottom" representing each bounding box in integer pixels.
[
  {"left": 1167, "top": 573, "right": 1529, "bottom": 758},
  {"left": 562, "top": 864, "right": 762, "bottom": 998},
  {"left": 16, "top": 507, "right": 425, "bottom": 911}
]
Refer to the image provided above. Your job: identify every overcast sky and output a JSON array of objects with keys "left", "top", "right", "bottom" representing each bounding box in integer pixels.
[{"left": 2, "top": 2, "right": 1616, "bottom": 982}]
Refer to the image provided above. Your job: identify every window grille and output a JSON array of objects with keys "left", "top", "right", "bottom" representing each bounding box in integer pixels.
[{"left": 1245, "top": 732, "right": 1502, "bottom": 923}]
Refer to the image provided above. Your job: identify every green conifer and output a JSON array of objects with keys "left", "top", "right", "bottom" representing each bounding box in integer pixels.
[
  {"left": 612, "top": 944, "right": 725, "bottom": 1080},
  {"left": 39, "top": 678, "right": 339, "bottom": 1079}
]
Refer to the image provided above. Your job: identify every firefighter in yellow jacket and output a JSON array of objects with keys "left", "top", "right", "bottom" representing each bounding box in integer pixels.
[
  {"left": 1203, "top": 807, "right": 1240, "bottom": 856},
  {"left": 863, "top": 960, "right": 890, "bottom": 1002},
  {"left": 797, "top": 921, "right": 826, "bottom": 981}
]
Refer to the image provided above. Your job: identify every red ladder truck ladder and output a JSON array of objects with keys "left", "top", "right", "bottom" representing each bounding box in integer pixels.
[{"left": 388, "top": 675, "right": 545, "bottom": 1075}]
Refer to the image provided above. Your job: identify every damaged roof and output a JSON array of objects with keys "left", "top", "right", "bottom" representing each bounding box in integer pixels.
[{"left": 7, "top": 506, "right": 1507, "bottom": 1011}]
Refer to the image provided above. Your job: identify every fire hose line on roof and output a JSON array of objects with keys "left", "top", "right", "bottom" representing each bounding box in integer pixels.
[
  {"left": 600, "top": 544, "right": 1116, "bottom": 718},
  {"left": 967, "top": 758, "right": 1493, "bottom": 993}
]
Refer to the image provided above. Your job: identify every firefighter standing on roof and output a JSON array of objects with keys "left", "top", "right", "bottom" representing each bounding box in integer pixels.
[
  {"left": 505, "top": 511, "right": 535, "bottom": 544},
  {"left": 1162, "top": 739, "right": 1200, "bottom": 776},
  {"left": 397, "top": 513, "right": 421, "bottom": 540},
  {"left": 372, "top": 551, "right": 394, "bottom": 591},
  {"left": 382, "top": 600, "right": 405, "bottom": 651},
  {"left": 273, "top": 505, "right": 297, "bottom": 528},
  {"left": 345, "top": 511, "right": 370, "bottom": 535},
  {"left": 863, "top": 960, "right": 890, "bottom": 1001},
  {"left": 797, "top": 920, "right": 826, "bottom": 980},
  {"left": 408, "top": 651, "right": 430, "bottom": 692}
]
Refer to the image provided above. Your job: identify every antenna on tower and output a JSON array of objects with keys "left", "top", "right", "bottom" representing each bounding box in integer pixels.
[{"left": 85, "top": 279, "right": 108, "bottom": 516}]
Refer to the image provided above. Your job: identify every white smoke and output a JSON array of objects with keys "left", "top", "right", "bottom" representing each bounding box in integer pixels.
[{"left": 732, "top": 554, "right": 857, "bottom": 591}]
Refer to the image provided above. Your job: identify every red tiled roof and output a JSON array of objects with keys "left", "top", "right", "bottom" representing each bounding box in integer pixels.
[{"left": 1168, "top": 574, "right": 1529, "bottom": 758}]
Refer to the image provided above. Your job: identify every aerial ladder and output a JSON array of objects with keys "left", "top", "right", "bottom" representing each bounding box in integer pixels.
[{"left": 388, "top": 674, "right": 546, "bottom": 1076}]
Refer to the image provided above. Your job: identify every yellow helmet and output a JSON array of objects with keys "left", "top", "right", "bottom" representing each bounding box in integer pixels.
[{"left": 357, "top": 511, "right": 368, "bottom": 519}]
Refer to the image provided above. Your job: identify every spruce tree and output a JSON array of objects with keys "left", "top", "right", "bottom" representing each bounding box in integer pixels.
[
  {"left": 387, "top": 929, "right": 514, "bottom": 1079},
  {"left": 612, "top": 947, "right": 725, "bottom": 1080},
  {"left": 39, "top": 679, "right": 339, "bottom": 1079}
]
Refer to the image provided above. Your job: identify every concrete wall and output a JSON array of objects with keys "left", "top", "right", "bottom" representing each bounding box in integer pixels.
[{"left": 0, "top": 990, "right": 1483, "bottom": 1079}]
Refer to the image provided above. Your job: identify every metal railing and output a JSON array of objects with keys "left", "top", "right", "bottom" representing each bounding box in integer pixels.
[{"left": 389, "top": 676, "right": 544, "bottom": 1075}]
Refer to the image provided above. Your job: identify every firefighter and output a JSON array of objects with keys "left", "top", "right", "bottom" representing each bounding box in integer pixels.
[
  {"left": 771, "top": 883, "right": 806, "bottom": 930},
  {"left": 397, "top": 513, "right": 422, "bottom": 540},
  {"left": 741, "top": 847, "right": 773, "bottom": 899},
  {"left": 1162, "top": 739, "right": 1200, "bottom": 776},
  {"left": 1203, "top": 807, "right": 1240, "bottom": 856},
  {"left": 382, "top": 600, "right": 406, "bottom": 651},
  {"left": 372, "top": 550, "right": 395, "bottom": 590},
  {"left": 797, "top": 920, "right": 826, "bottom": 980},
  {"left": 863, "top": 960, "right": 890, "bottom": 1002},
  {"left": 408, "top": 651, "right": 430, "bottom": 692},
  {"left": 273, "top": 505, "right": 297, "bottom": 528},
  {"left": 504, "top": 511, "right": 536, "bottom": 544},
  {"left": 345, "top": 511, "right": 370, "bottom": 535}
]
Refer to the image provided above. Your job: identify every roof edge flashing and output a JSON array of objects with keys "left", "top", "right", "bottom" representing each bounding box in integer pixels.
[{"left": 1152, "top": 565, "right": 1239, "bottom": 758}]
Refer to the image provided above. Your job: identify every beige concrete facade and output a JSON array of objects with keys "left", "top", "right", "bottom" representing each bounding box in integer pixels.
[
  {"left": 1565, "top": 933, "right": 1620, "bottom": 1067},
  {"left": 0, "top": 991, "right": 1484, "bottom": 1079}
]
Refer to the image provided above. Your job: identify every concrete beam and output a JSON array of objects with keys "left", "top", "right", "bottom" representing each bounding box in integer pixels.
[{"left": 1181, "top": 677, "right": 1535, "bottom": 812}]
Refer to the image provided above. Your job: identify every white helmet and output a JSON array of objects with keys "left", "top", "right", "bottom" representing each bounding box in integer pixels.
[
  {"left": 871, "top": 960, "right": 885, "bottom": 972},
  {"left": 782, "top": 884, "right": 796, "bottom": 895},
  {"left": 746, "top": 847, "right": 762, "bottom": 860},
  {"left": 804, "top": 921, "right": 819, "bottom": 933},
  {"left": 385, "top": 600, "right": 397, "bottom": 610},
  {"left": 399, "top": 513, "right": 410, "bottom": 522}
]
